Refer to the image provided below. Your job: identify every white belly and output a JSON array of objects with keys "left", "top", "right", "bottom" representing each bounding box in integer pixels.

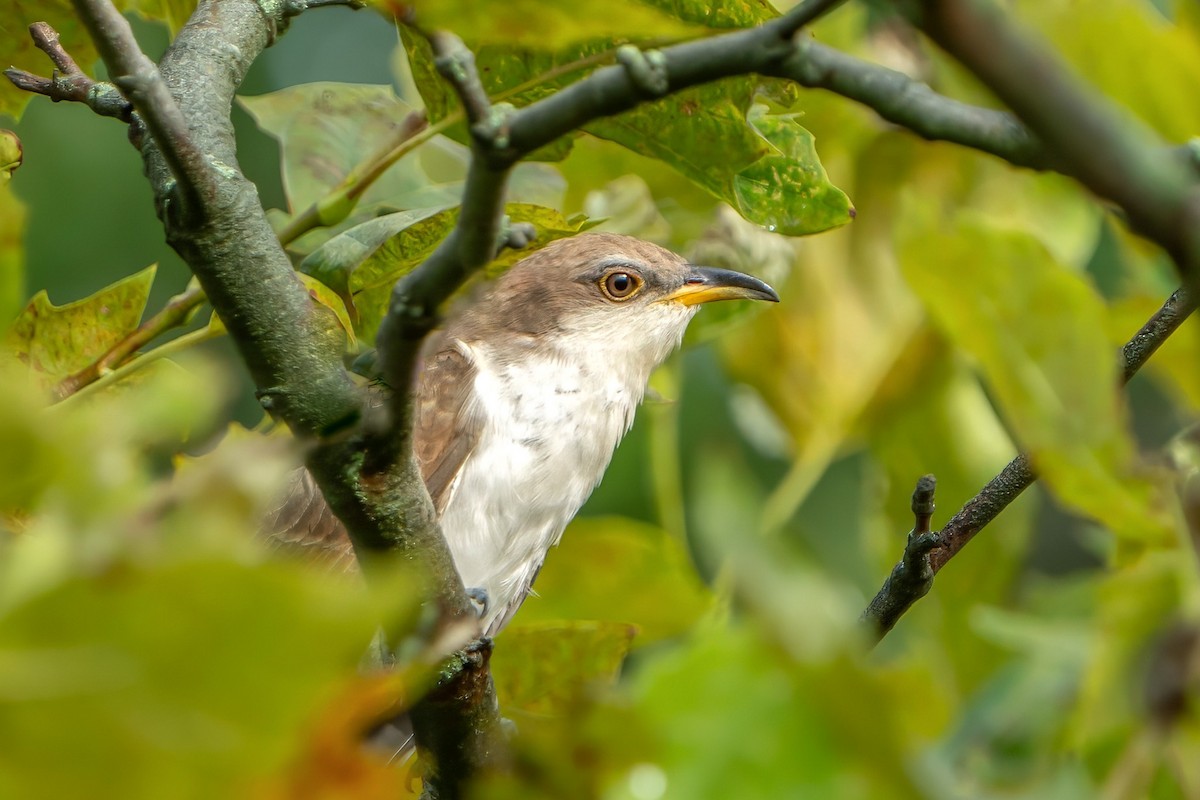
[{"left": 437, "top": 343, "right": 644, "bottom": 634}]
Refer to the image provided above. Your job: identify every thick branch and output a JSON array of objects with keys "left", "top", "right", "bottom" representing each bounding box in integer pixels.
[
  {"left": 912, "top": 0, "right": 1200, "bottom": 283},
  {"left": 863, "top": 289, "right": 1197, "bottom": 642}
]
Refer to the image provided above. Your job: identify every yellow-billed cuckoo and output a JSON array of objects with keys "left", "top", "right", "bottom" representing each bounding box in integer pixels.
[{"left": 268, "top": 232, "right": 778, "bottom": 635}]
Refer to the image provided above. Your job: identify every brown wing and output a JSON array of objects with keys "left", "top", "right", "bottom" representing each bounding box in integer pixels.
[
  {"left": 262, "top": 339, "right": 480, "bottom": 568},
  {"left": 413, "top": 341, "right": 480, "bottom": 514},
  {"left": 263, "top": 466, "right": 361, "bottom": 571}
]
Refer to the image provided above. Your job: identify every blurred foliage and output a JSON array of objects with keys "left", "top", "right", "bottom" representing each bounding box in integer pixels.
[{"left": 3, "top": 0, "right": 1200, "bottom": 798}]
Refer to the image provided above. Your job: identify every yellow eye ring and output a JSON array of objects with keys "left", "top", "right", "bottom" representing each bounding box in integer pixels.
[{"left": 600, "top": 271, "right": 641, "bottom": 301}]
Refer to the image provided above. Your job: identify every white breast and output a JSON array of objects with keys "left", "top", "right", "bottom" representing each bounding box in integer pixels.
[{"left": 437, "top": 338, "right": 646, "bottom": 634}]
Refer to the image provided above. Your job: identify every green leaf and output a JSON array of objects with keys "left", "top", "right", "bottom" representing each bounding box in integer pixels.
[
  {"left": 382, "top": 0, "right": 701, "bottom": 47},
  {"left": 728, "top": 105, "right": 855, "bottom": 235},
  {"left": 300, "top": 207, "right": 443, "bottom": 296},
  {"left": 404, "top": 32, "right": 852, "bottom": 234},
  {"left": 639, "top": 0, "right": 777, "bottom": 27},
  {"left": 239, "top": 82, "right": 466, "bottom": 214},
  {"left": 0, "top": 559, "right": 386, "bottom": 800},
  {"left": 629, "top": 624, "right": 929, "bottom": 800},
  {"left": 350, "top": 203, "right": 598, "bottom": 340},
  {"left": 492, "top": 620, "right": 636, "bottom": 716},
  {"left": 900, "top": 220, "right": 1176, "bottom": 543},
  {"left": 4, "top": 265, "right": 156, "bottom": 393},
  {"left": 511, "top": 516, "right": 714, "bottom": 643}
]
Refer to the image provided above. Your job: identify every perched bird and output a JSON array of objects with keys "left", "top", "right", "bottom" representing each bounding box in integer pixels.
[{"left": 268, "top": 232, "right": 778, "bottom": 636}]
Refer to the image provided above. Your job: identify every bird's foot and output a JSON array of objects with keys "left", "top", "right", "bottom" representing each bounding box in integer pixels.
[{"left": 465, "top": 586, "right": 490, "bottom": 619}]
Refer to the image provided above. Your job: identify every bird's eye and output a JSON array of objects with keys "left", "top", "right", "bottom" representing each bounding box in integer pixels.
[{"left": 601, "top": 271, "right": 641, "bottom": 301}]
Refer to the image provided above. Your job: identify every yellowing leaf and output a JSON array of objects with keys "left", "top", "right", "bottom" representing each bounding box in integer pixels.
[
  {"left": 4, "top": 265, "right": 156, "bottom": 393},
  {"left": 298, "top": 273, "right": 357, "bottom": 350},
  {"left": 511, "top": 516, "right": 714, "bottom": 643},
  {"left": 493, "top": 620, "right": 636, "bottom": 716},
  {"left": 0, "top": 130, "right": 21, "bottom": 184},
  {"left": 0, "top": 180, "right": 24, "bottom": 329},
  {"left": 900, "top": 220, "right": 1176, "bottom": 542}
]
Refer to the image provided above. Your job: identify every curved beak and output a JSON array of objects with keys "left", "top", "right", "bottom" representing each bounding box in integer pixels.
[{"left": 660, "top": 266, "right": 780, "bottom": 306}]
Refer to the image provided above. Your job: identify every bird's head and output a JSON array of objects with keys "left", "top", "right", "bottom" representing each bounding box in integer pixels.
[{"left": 476, "top": 232, "right": 779, "bottom": 372}]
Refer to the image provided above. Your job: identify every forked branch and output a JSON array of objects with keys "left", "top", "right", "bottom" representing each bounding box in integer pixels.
[{"left": 863, "top": 289, "right": 1196, "bottom": 644}]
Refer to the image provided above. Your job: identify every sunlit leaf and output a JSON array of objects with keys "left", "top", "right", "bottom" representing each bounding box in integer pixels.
[
  {"left": 728, "top": 104, "right": 854, "bottom": 234},
  {"left": 380, "top": 0, "right": 700, "bottom": 47},
  {"left": 900, "top": 220, "right": 1177, "bottom": 543},
  {"left": 640, "top": 0, "right": 777, "bottom": 27},
  {"left": 3, "top": 265, "right": 156, "bottom": 393}
]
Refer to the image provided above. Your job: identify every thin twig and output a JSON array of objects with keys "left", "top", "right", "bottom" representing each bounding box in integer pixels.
[
  {"left": 863, "top": 289, "right": 1197, "bottom": 642},
  {"left": 54, "top": 283, "right": 206, "bottom": 400},
  {"left": 71, "top": 0, "right": 211, "bottom": 213},
  {"left": 3, "top": 22, "right": 133, "bottom": 121},
  {"left": 375, "top": 30, "right": 512, "bottom": 459}
]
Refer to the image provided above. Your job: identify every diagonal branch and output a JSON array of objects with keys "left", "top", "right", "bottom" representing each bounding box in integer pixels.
[{"left": 863, "top": 289, "right": 1197, "bottom": 644}]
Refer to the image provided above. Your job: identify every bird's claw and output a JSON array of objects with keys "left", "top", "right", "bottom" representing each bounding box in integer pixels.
[{"left": 465, "top": 586, "right": 490, "bottom": 618}]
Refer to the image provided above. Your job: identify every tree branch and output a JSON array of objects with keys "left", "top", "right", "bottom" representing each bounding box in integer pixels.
[
  {"left": 863, "top": 289, "right": 1197, "bottom": 643},
  {"left": 910, "top": 0, "right": 1200, "bottom": 285},
  {"left": 71, "top": 0, "right": 211, "bottom": 213},
  {"left": 3, "top": 22, "right": 133, "bottom": 121},
  {"left": 776, "top": 39, "right": 1053, "bottom": 170},
  {"left": 861, "top": 476, "right": 939, "bottom": 642}
]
